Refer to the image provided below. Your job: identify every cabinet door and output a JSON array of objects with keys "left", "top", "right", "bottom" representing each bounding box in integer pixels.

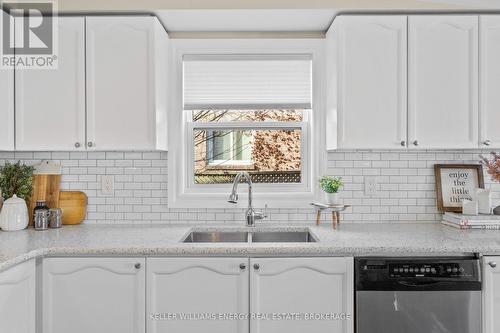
[
  {"left": 0, "top": 259, "right": 36, "bottom": 333},
  {"left": 147, "top": 258, "right": 249, "bottom": 333},
  {"left": 0, "top": 11, "right": 15, "bottom": 151},
  {"left": 86, "top": 16, "right": 157, "bottom": 151},
  {"left": 43, "top": 257, "right": 145, "bottom": 333},
  {"left": 480, "top": 16, "right": 500, "bottom": 148},
  {"left": 250, "top": 257, "right": 354, "bottom": 333},
  {"left": 335, "top": 16, "right": 407, "bottom": 149},
  {"left": 483, "top": 256, "right": 500, "bottom": 333},
  {"left": 408, "top": 15, "right": 478, "bottom": 149},
  {"left": 15, "top": 17, "right": 86, "bottom": 151}
]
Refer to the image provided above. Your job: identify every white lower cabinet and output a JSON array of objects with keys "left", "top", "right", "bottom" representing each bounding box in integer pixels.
[
  {"left": 483, "top": 256, "right": 500, "bottom": 333},
  {"left": 40, "top": 256, "right": 352, "bottom": 333},
  {"left": 0, "top": 259, "right": 36, "bottom": 333},
  {"left": 147, "top": 257, "right": 250, "bottom": 333},
  {"left": 250, "top": 257, "right": 354, "bottom": 333},
  {"left": 42, "top": 257, "right": 145, "bottom": 333},
  {"left": 147, "top": 257, "right": 353, "bottom": 333}
]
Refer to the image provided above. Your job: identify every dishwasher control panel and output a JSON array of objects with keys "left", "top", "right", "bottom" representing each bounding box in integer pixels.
[
  {"left": 388, "top": 262, "right": 467, "bottom": 278},
  {"left": 356, "top": 257, "right": 481, "bottom": 291}
]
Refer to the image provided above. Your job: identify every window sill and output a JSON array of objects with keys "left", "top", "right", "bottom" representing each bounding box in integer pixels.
[{"left": 168, "top": 190, "right": 317, "bottom": 209}]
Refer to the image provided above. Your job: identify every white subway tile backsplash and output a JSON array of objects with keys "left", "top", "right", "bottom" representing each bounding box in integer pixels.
[{"left": 1, "top": 149, "right": 498, "bottom": 225}]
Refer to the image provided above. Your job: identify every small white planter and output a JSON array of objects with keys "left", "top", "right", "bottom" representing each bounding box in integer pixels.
[{"left": 324, "top": 192, "right": 341, "bottom": 205}]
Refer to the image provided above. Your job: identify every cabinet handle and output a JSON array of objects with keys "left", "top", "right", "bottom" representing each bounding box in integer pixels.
[
  {"left": 74, "top": 142, "right": 81, "bottom": 148},
  {"left": 484, "top": 140, "right": 492, "bottom": 146},
  {"left": 253, "top": 263, "right": 260, "bottom": 270},
  {"left": 413, "top": 140, "right": 419, "bottom": 146},
  {"left": 239, "top": 263, "right": 246, "bottom": 270},
  {"left": 489, "top": 261, "right": 497, "bottom": 268},
  {"left": 87, "top": 142, "right": 94, "bottom": 148},
  {"left": 134, "top": 263, "right": 142, "bottom": 269},
  {"left": 400, "top": 140, "right": 406, "bottom": 147}
]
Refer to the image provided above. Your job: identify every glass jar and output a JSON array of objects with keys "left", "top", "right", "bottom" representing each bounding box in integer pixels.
[{"left": 33, "top": 200, "right": 50, "bottom": 230}]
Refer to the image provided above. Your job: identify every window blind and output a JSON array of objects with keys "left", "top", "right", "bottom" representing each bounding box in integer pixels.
[{"left": 183, "top": 55, "right": 312, "bottom": 110}]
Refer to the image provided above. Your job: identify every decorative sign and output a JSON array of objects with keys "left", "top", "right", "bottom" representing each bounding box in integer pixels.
[{"left": 434, "top": 164, "right": 484, "bottom": 213}]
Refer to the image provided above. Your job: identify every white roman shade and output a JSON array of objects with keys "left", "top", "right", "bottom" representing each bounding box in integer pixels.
[{"left": 183, "top": 54, "right": 312, "bottom": 110}]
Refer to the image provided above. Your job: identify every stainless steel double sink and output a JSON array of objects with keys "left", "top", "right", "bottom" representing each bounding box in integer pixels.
[{"left": 182, "top": 230, "right": 317, "bottom": 243}]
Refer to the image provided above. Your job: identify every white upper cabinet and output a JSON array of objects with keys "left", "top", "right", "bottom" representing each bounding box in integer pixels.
[
  {"left": 480, "top": 15, "right": 500, "bottom": 149},
  {"left": 147, "top": 258, "right": 249, "bottom": 333},
  {"left": 408, "top": 15, "right": 479, "bottom": 149},
  {"left": 86, "top": 16, "right": 168, "bottom": 151},
  {"left": 15, "top": 17, "right": 86, "bottom": 151},
  {"left": 0, "top": 260, "right": 36, "bottom": 333},
  {"left": 250, "top": 257, "right": 354, "bottom": 333},
  {"left": 331, "top": 15, "right": 407, "bottom": 149},
  {"left": 0, "top": 11, "right": 15, "bottom": 151},
  {"left": 43, "top": 257, "right": 145, "bottom": 333}
]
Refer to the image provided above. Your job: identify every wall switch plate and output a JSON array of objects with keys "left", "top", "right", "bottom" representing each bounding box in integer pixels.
[
  {"left": 364, "top": 176, "right": 378, "bottom": 197},
  {"left": 101, "top": 175, "right": 114, "bottom": 195}
]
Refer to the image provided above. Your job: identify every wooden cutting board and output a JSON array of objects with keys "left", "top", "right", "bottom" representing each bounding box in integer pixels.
[
  {"left": 58, "top": 191, "right": 88, "bottom": 225},
  {"left": 28, "top": 174, "right": 61, "bottom": 226}
]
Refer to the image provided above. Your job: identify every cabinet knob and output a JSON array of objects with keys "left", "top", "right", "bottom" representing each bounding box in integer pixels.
[
  {"left": 489, "top": 261, "right": 497, "bottom": 268},
  {"left": 413, "top": 140, "right": 419, "bottom": 146},
  {"left": 253, "top": 263, "right": 260, "bottom": 270},
  {"left": 87, "top": 142, "right": 94, "bottom": 148},
  {"left": 400, "top": 140, "right": 406, "bottom": 147},
  {"left": 239, "top": 263, "right": 246, "bottom": 270},
  {"left": 134, "top": 263, "right": 142, "bottom": 269},
  {"left": 484, "top": 140, "right": 492, "bottom": 146},
  {"left": 74, "top": 142, "right": 81, "bottom": 148}
]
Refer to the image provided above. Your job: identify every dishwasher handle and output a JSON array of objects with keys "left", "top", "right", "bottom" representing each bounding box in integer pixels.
[{"left": 397, "top": 280, "right": 442, "bottom": 287}]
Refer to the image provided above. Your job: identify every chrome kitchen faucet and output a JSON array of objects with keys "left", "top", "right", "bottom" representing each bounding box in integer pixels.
[{"left": 228, "top": 172, "right": 266, "bottom": 227}]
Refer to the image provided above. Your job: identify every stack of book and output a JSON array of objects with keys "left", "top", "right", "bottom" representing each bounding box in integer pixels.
[{"left": 442, "top": 212, "right": 500, "bottom": 229}]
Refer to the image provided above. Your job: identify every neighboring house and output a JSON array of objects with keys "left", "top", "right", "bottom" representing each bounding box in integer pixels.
[{"left": 194, "top": 110, "right": 302, "bottom": 184}]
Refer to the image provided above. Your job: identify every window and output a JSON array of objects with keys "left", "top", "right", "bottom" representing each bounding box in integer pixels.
[
  {"left": 168, "top": 39, "right": 325, "bottom": 208},
  {"left": 184, "top": 55, "right": 312, "bottom": 185}
]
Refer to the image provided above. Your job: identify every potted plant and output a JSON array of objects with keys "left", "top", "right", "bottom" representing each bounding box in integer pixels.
[
  {"left": 0, "top": 161, "right": 34, "bottom": 231},
  {"left": 319, "top": 176, "right": 343, "bottom": 205},
  {"left": 481, "top": 152, "right": 500, "bottom": 215}
]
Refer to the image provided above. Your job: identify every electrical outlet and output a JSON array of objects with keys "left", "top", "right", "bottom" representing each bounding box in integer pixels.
[
  {"left": 101, "top": 175, "right": 114, "bottom": 195},
  {"left": 364, "top": 176, "right": 378, "bottom": 197}
]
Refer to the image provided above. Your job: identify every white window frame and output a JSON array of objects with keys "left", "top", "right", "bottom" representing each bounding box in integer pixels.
[{"left": 168, "top": 39, "right": 327, "bottom": 209}]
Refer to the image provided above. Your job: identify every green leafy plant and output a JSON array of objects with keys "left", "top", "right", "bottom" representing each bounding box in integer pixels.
[
  {"left": 0, "top": 161, "right": 34, "bottom": 200},
  {"left": 319, "top": 176, "right": 343, "bottom": 193}
]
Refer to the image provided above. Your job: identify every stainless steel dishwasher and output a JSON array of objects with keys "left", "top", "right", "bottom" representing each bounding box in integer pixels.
[{"left": 355, "top": 257, "right": 481, "bottom": 333}]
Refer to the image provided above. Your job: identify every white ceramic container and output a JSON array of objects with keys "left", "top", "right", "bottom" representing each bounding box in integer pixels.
[
  {"left": 0, "top": 195, "right": 29, "bottom": 231},
  {"left": 325, "top": 192, "right": 341, "bottom": 205},
  {"left": 477, "top": 189, "right": 492, "bottom": 215}
]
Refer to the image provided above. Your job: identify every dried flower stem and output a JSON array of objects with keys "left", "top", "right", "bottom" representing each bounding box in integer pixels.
[{"left": 480, "top": 152, "right": 500, "bottom": 183}]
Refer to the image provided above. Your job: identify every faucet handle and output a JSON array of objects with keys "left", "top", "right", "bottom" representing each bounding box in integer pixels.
[{"left": 255, "top": 205, "right": 268, "bottom": 221}]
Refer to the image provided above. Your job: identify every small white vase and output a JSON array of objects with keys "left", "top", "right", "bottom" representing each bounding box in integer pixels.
[
  {"left": 0, "top": 195, "right": 29, "bottom": 231},
  {"left": 324, "top": 192, "right": 341, "bottom": 205}
]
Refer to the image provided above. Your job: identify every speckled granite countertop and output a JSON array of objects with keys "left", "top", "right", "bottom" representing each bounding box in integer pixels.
[{"left": 1, "top": 223, "right": 500, "bottom": 271}]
